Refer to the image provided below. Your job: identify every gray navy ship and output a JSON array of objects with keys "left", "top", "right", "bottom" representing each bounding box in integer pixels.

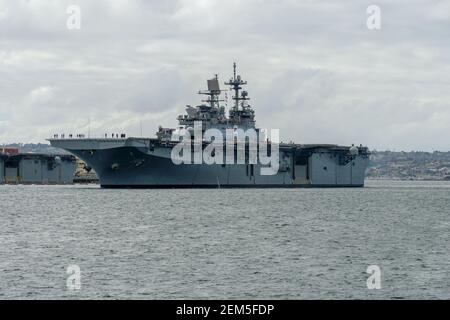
[{"left": 49, "top": 64, "right": 369, "bottom": 188}]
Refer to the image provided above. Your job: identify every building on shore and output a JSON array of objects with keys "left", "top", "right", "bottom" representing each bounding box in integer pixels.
[{"left": 0, "top": 148, "right": 76, "bottom": 184}]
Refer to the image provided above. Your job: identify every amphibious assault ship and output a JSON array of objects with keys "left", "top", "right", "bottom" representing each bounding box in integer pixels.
[
  {"left": 0, "top": 147, "right": 76, "bottom": 184},
  {"left": 49, "top": 64, "right": 369, "bottom": 188}
]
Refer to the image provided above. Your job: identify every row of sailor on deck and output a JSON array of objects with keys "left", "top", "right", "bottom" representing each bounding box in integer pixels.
[
  {"left": 105, "top": 133, "right": 126, "bottom": 138},
  {"left": 52, "top": 133, "right": 126, "bottom": 139},
  {"left": 53, "top": 133, "right": 86, "bottom": 138}
]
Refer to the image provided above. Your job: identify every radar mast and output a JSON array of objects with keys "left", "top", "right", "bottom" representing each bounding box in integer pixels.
[{"left": 225, "top": 62, "right": 250, "bottom": 110}]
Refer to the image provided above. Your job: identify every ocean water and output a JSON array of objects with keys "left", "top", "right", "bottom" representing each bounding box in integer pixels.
[{"left": 0, "top": 180, "right": 448, "bottom": 299}]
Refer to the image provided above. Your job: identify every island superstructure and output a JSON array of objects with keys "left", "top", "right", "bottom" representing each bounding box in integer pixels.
[{"left": 49, "top": 64, "right": 369, "bottom": 188}]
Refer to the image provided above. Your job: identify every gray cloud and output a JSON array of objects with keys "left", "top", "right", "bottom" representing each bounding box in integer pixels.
[{"left": 0, "top": 0, "right": 449, "bottom": 151}]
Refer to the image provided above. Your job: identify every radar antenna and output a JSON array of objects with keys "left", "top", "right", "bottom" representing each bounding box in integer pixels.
[{"left": 198, "top": 74, "right": 225, "bottom": 108}]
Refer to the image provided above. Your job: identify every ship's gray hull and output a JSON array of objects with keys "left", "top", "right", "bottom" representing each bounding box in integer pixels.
[{"left": 49, "top": 138, "right": 368, "bottom": 188}]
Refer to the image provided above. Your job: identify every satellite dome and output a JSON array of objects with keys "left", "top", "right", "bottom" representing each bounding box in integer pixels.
[{"left": 349, "top": 144, "right": 359, "bottom": 155}]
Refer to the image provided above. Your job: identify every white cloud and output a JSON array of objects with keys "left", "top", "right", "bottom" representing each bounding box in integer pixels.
[{"left": 0, "top": 0, "right": 449, "bottom": 151}]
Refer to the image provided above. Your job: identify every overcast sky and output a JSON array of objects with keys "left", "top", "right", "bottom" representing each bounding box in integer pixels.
[{"left": 1, "top": 0, "right": 449, "bottom": 151}]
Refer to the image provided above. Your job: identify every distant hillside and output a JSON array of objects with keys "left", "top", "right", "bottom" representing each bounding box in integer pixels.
[{"left": 367, "top": 151, "right": 450, "bottom": 181}]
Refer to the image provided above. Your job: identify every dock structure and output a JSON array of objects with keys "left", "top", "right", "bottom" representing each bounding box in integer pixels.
[{"left": 0, "top": 152, "right": 76, "bottom": 185}]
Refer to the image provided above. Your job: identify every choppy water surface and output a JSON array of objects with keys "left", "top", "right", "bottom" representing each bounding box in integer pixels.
[{"left": 0, "top": 180, "right": 448, "bottom": 299}]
